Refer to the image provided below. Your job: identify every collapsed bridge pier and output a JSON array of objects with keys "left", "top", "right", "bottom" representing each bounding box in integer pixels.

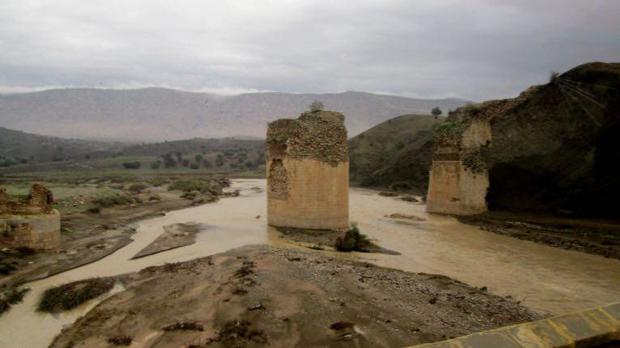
[
  {"left": 0, "top": 184, "right": 60, "bottom": 250},
  {"left": 426, "top": 117, "right": 491, "bottom": 215},
  {"left": 266, "top": 110, "right": 349, "bottom": 230}
]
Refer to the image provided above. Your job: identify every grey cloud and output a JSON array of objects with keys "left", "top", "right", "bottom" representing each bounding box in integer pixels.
[{"left": 0, "top": 0, "right": 618, "bottom": 100}]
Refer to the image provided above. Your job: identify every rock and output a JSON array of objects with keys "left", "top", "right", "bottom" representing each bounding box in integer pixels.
[
  {"left": 388, "top": 213, "right": 425, "bottom": 221},
  {"left": 330, "top": 321, "right": 354, "bottom": 330},
  {"left": 248, "top": 303, "right": 265, "bottom": 311},
  {"left": 400, "top": 195, "right": 420, "bottom": 202}
]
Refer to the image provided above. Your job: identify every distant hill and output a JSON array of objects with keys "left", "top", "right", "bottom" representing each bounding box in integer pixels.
[
  {"left": 0, "top": 88, "right": 467, "bottom": 141},
  {"left": 0, "top": 126, "right": 118, "bottom": 166},
  {"left": 349, "top": 114, "right": 442, "bottom": 193}
]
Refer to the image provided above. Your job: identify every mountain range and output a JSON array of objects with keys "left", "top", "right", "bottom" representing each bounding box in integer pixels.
[{"left": 0, "top": 88, "right": 467, "bottom": 141}]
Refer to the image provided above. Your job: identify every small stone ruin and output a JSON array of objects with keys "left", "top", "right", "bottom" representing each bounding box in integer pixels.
[
  {"left": 266, "top": 110, "right": 349, "bottom": 230},
  {"left": 0, "top": 184, "right": 61, "bottom": 250}
]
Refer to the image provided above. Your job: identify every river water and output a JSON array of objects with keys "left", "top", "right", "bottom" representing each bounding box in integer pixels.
[{"left": 1, "top": 179, "right": 619, "bottom": 347}]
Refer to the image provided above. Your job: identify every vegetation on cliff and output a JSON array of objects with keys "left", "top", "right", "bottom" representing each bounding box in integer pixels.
[{"left": 267, "top": 110, "right": 348, "bottom": 165}]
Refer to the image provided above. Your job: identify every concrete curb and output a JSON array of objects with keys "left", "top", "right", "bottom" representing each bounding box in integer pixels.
[{"left": 410, "top": 302, "right": 620, "bottom": 348}]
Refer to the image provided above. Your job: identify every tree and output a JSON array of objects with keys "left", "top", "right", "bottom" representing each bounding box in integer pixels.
[
  {"left": 431, "top": 107, "right": 442, "bottom": 119},
  {"left": 162, "top": 153, "right": 177, "bottom": 168},
  {"left": 215, "top": 154, "right": 224, "bottom": 167},
  {"left": 549, "top": 71, "right": 560, "bottom": 84},
  {"left": 151, "top": 160, "right": 162, "bottom": 169},
  {"left": 122, "top": 161, "right": 141, "bottom": 169},
  {"left": 309, "top": 100, "right": 324, "bottom": 112}
]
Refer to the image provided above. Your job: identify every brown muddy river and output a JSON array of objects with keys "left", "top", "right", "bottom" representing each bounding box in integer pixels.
[{"left": 1, "top": 179, "right": 620, "bottom": 347}]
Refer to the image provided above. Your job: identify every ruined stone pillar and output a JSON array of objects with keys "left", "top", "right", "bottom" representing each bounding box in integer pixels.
[
  {"left": 266, "top": 110, "right": 349, "bottom": 230},
  {"left": 0, "top": 184, "right": 61, "bottom": 250},
  {"left": 427, "top": 117, "right": 491, "bottom": 215}
]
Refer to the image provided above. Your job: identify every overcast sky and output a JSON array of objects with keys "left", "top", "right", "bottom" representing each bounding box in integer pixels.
[{"left": 0, "top": 0, "right": 618, "bottom": 100}]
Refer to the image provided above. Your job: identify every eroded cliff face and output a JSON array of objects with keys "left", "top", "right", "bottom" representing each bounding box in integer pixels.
[
  {"left": 266, "top": 110, "right": 349, "bottom": 230},
  {"left": 428, "top": 62, "right": 620, "bottom": 218}
]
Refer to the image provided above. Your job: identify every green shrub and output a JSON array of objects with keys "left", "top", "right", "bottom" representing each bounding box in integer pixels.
[
  {"left": 146, "top": 177, "right": 167, "bottom": 187},
  {"left": 122, "top": 161, "right": 141, "bottom": 169},
  {"left": 150, "top": 161, "right": 162, "bottom": 170},
  {"left": 128, "top": 183, "right": 148, "bottom": 193},
  {"left": 180, "top": 191, "right": 198, "bottom": 200},
  {"left": 168, "top": 180, "right": 221, "bottom": 195},
  {"left": 87, "top": 206, "right": 101, "bottom": 214},
  {"left": 0, "top": 287, "right": 30, "bottom": 315},
  {"left": 335, "top": 225, "right": 371, "bottom": 252},
  {"left": 91, "top": 192, "right": 133, "bottom": 208},
  {"left": 108, "top": 336, "right": 132, "bottom": 346}
]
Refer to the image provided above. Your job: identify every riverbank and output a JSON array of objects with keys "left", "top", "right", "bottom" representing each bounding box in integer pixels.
[
  {"left": 0, "top": 175, "right": 231, "bottom": 306},
  {"left": 50, "top": 244, "right": 540, "bottom": 348},
  {"left": 458, "top": 212, "right": 620, "bottom": 260}
]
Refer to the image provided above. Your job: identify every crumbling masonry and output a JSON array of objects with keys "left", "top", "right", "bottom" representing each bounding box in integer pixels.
[
  {"left": 426, "top": 117, "right": 491, "bottom": 215},
  {"left": 0, "top": 184, "right": 61, "bottom": 250},
  {"left": 266, "top": 110, "right": 349, "bottom": 230}
]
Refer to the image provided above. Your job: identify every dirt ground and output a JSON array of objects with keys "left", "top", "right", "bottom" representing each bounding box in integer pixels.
[
  {"left": 459, "top": 212, "right": 620, "bottom": 260},
  {"left": 50, "top": 245, "right": 540, "bottom": 348}
]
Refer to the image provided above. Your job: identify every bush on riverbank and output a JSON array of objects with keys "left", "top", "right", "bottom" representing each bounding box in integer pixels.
[
  {"left": 168, "top": 179, "right": 222, "bottom": 195},
  {"left": 335, "top": 225, "right": 372, "bottom": 252},
  {"left": 38, "top": 278, "right": 115, "bottom": 313},
  {"left": 0, "top": 287, "right": 30, "bottom": 315}
]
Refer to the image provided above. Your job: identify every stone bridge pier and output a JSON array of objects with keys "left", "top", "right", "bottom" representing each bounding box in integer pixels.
[
  {"left": 426, "top": 117, "right": 491, "bottom": 215},
  {"left": 266, "top": 110, "right": 349, "bottom": 230},
  {"left": 0, "top": 184, "right": 61, "bottom": 250}
]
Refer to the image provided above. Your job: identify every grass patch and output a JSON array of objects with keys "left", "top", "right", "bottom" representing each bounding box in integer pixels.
[{"left": 38, "top": 278, "right": 115, "bottom": 313}]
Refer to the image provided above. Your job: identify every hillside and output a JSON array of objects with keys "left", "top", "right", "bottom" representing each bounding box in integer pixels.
[
  {"left": 349, "top": 114, "right": 442, "bottom": 192},
  {"left": 120, "top": 137, "right": 263, "bottom": 157},
  {"left": 0, "top": 88, "right": 467, "bottom": 141},
  {"left": 0, "top": 127, "right": 118, "bottom": 166},
  {"left": 0, "top": 127, "right": 265, "bottom": 174},
  {"left": 438, "top": 62, "right": 620, "bottom": 218}
]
